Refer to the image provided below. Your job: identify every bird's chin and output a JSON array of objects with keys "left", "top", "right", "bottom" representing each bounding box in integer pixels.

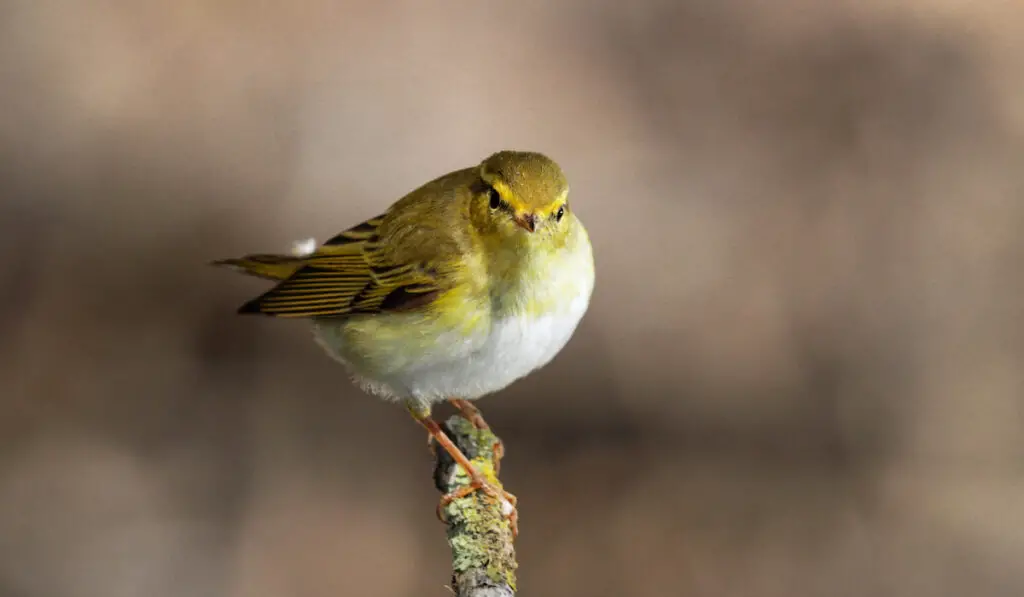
[
  {"left": 498, "top": 222, "right": 527, "bottom": 239},
  {"left": 512, "top": 227, "right": 542, "bottom": 244}
]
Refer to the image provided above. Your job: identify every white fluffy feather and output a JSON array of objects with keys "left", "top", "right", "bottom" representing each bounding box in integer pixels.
[{"left": 290, "top": 237, "right": 317, "bottom": 257}]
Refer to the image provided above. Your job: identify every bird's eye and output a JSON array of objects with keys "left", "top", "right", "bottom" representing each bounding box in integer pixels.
[
  {"left": 488, "top": 188, "right": 502, "bottom": 210},
  {"left": 555, "top": 205, "right": 565, "bottom": 222}
]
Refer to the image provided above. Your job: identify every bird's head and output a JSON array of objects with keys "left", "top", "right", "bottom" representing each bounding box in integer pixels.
[{"left": 470, "top": 150, "right": 572, "bottom": 244}]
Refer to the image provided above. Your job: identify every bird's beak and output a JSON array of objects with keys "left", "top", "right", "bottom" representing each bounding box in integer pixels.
[{"left": 513, "top": 213, "right": 537, "bottom": 233}]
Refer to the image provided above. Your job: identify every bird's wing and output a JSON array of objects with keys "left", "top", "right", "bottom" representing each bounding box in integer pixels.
[{"left": 236, "top": 212, "right": 454, "bottom": 318}]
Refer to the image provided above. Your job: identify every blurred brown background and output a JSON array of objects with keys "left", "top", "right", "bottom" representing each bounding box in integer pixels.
[{"left": 1, "top": 1, "right": 1023, "bottom": 596}]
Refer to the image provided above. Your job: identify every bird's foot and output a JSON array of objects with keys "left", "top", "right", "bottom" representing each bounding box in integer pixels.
[
  {"left": 437, "top": 475, "right": 519, "bottom": 538},
  {"left": 409, "top": 404, "right": 517, "bottom": 537}
]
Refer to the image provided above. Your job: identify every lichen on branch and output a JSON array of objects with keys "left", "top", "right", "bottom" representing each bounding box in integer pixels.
[{"left": 432, "top": 415, "right": 517, "bottom": 597}]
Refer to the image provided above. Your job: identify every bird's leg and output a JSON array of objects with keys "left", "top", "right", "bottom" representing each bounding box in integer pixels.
[
  {"left": 406, "top": 401, "right": 518, "bottom": 537},
  {"left": 449, "top": 398, "right": 489, "bottom": 430},
  {"left": 448, "top": 398, "right": 505, "bottom": 475}
]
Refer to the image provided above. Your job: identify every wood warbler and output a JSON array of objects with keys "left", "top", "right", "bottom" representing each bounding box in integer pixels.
[{"left": 213, "top": 150, "right": 595, "bottom": 533}]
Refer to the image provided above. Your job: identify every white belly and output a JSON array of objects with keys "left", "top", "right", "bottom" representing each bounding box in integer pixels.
[{"left": 389, "top": 289, "right": 591, "bottom": 403}]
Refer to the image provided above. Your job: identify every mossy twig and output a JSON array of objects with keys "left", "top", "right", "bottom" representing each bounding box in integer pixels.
[{"left": 432, "top": 416, "right": 517, "bottom": 597}]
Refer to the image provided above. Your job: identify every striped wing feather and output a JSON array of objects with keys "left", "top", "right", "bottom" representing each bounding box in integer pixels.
[{"left": 237, "top": 213, "right": 443, "bottom": 318}]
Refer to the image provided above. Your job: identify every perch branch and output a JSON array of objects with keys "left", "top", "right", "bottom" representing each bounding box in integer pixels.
[{"left": 432, "top": 415, "right": 518, "bottom": 597}]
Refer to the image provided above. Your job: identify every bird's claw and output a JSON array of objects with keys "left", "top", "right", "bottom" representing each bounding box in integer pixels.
[{"left": 436, "top": 479, "right": 519, "bottom": 538}]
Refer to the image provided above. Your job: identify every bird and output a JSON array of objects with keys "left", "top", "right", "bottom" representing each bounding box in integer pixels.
[{"left": 212, "top": 150, "right": 595, "bottom": 533}]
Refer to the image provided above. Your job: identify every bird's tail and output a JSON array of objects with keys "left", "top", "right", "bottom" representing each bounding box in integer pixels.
[{"left": 210, "top": 253, "right": 305, "bottom": 281}]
